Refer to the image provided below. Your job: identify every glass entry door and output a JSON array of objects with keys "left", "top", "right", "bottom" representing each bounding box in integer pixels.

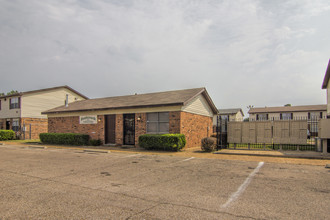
[{"left": 123, "top": 114, "right": 135, "bottom": 145}]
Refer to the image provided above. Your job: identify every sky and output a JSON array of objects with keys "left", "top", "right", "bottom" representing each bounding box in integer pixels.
[{"left": 1, "top": 0, "right": 330, "bottom": 116}]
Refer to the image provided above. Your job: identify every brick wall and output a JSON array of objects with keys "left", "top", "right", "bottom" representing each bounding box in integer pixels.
[
  {"left": 134, "top": 111, "right": 212, "bottom": 148},
  {"left": 47, "top": 111, "right": 212, "bottom": 148},
  {"left": 115, "top": 114, "right": 123, "bottom": 145},
  {"left": 169, "top": 111, "right": 181, "bottom": 133},
  {"left": 21, "top": 118, "right": 48, "bottom": 140},
  {"left": 180, "top": 112, "right": 213, "bottom": 148},
  {"left": 135, "top": 113, "right": 146, "bottom": 146},
  {"left": 48, "top": 116, "right": 105, "bottom": 141}
]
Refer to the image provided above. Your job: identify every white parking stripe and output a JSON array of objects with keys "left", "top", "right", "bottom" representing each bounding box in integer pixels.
[
  {"left": 123, "top": 154, "right": 141, "bottom": 158},
  {"left": 181, "top": 157, "right": 195, "bottom": 162},
  {"left": 221, "top": 161, "right": 265, "bottom": 209}
]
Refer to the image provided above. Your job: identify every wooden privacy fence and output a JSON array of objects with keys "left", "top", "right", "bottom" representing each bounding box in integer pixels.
[{"left": 228, "top": 120, "right": 308, "bottom": 145}]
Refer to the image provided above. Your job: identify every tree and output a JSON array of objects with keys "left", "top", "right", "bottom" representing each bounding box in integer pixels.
[
  {"left": 6, "top": 90, "right": 19, "bottom": 95},
  {"left": 246, "top": 105, "right": 254, "bottom": 111},
  {"left": 0, "top": 90, "right": 20, "bottom": 97},
  {"left": 284, "top": 104, "right": 291, "bottom": 107}
]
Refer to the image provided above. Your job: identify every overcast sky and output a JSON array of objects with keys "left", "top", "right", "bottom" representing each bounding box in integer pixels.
[{"left": 1, "top": 0, "right": 330, "bottom": 116}]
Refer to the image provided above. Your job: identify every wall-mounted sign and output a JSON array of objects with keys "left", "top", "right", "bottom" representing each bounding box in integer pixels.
[{"left": 79, "top": 115, "right": 97, "bottom": 124}]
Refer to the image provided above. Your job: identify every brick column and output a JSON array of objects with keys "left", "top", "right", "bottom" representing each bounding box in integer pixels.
[
  {"left": 169, "top": 111, "right": 181, "bottom": 134},
  {"left": 115, "top": 114, "right": 123, "bottom": 145},
  {"left": 135, "top": 113, "right": 147, "bottom": 146}
]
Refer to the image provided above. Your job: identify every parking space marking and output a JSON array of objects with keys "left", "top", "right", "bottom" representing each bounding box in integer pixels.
[
  {"left": 181, "top": 157, "right": 195, "bottom": 162},
  {"left": 221, "top": 161, "right": 264, "bottom": 209},
  {"left": 123, "top": 154, "right": 141, "bottom": 158}
]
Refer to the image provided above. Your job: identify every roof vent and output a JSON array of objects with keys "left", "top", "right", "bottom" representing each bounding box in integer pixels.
[{"left": 65, "top": 94, "right": 69, "bottom": 107}]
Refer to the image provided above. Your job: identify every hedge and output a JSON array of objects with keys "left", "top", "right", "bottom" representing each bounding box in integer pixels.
[
  {"left": 39, "top": 133, "right": 89, "bottom": 146},
  {"left": 138, "top": 134, "right": 186, "bottom": 151},
  {"left": 0, "top": 130, "right": 16, "bottom": 141}
]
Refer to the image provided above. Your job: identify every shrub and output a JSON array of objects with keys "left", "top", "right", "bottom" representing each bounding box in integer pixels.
[
  {"left": 39, "top": 133, "right": 89, "bottom": 146},
  {"left": 201, "top": 137, "right": 217, "bottom": 152},
  {"left": 89, "top": 139, "right": 103, "bottom": 146},
  {"left": 0, "top": 130, "right": 16, "bottom": 141},
  {"left": 138, "top": 134, "right": 186, "bottom": 151}
]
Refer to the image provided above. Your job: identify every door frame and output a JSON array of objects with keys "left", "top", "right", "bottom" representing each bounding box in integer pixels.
[
  {"left": 123, "top": 114, "right": 135, "bottom": 145},
  {"left": 6, "top": 119, "right": 11, "bottom": 130},
  {"left": 104, "top": 115, "right": 116, "bottom": 144}
]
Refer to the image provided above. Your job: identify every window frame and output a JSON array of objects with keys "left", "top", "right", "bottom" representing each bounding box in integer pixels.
[
  {"left": 9, "top": 97, "right": 20, "bottom": 109},
  {"left": 310, "top": 111, "right": 320, "bottom": 120},
  {"left": 281, "top": 113, "right": 292, "bottom": 120},
  {"left": 256, "top": 113, "right": 268, "bottom": 121},
  {"left": 146, "top": 112, "right": 169, "bottom": 134},
  {"left": 12, "top": 119, "right": 19, "bottom": 132}
]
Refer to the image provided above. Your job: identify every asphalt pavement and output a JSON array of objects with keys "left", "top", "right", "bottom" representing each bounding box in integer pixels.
[{"left": 0, "top": 144, "right": 329, "bottom": 219}]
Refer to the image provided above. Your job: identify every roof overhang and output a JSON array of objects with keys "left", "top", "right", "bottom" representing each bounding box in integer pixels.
[
  {"left": 193, "top": 88, "right": 219, "bottom": 115},
  {"left": 42, "top": 87, "right": 219, "bottom": 116},
  {"left": 0, "top": 85, "right": 88, "bottom": 100},
  {"left": 42, "top": 103, "right": 184, "bottom": 114},
  {"left": 248, "top": 105, "right": 327, "bottom": 114},
  {"left": 322, "top": 59, "right": 330, "bottom": 89}
]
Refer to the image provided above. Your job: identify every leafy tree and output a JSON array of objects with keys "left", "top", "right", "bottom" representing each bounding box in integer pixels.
[
  {"left": 284, "top": 104, "right": 291, "bottom": 107},
  {"left": 0, "top": 90, "right": 20, "bottom": 97},
  {"left": 6, "top": 90, "right": 19, "bottom": 95}
]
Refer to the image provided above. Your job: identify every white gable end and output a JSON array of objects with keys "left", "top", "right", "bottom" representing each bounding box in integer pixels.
[{"left": 181, "top": 94, "right": 214, "bottom": 117}]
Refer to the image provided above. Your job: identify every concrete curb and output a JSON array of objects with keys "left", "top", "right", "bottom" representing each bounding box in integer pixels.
[
  {"left": 83, "top": 149, "right": 110, "bottom": 154},
  {"left": 28, "top": 146, "right": 47, "bottom": 149},
  {"left": 214, "top": 151, "right": 330, "bottom": 160}
]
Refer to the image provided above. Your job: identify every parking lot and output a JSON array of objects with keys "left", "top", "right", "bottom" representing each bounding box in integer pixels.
[{"left": 0, "top": 145, "right": 329, "bottom": 219}]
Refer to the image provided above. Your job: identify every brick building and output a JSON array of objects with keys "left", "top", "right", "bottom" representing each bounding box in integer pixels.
[
  {"left": 248, "top": 105, "right": 326, "bottom": 121},
  {"left": 42, "top": 88, "right": 218, "bottom": 148},
  {"left": 320, "top": 59, "right": 330, "bottom": 153},
  {"left": 0, "top": 86, "right": 88, "bottom": 139}
]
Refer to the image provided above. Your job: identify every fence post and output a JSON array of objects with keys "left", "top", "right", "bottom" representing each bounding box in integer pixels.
[
  {"left": 248, "top": 143, "right": 250, "bottom": 150},
  {"left": 297, "top": 145, "right": 300, "bottom": 151},
  {"left": 234, "top": 143, "right": 236, "bottom": 149},
  {"left": 280, "top": 144, "right": 283, "bottom": 151},
  {"left": 29, "top": 124, "right": 31, "bottom": 140},
  {"left": 263, "top": 143, "right": 266, "bottom": 150}
]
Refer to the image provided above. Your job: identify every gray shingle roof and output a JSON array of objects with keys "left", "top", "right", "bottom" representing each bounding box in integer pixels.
[
  {"left": 218, "top": 108, "right": 244, "bottom": 116},
  {"left": 43, "top": 87, "right": 218, "bottom": 114},
  {"left": 0, "top": 85, "right": 88, "bottom": 100},
  {"left": 248, "top": 104, "right": 326, "bottom": 114}
]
